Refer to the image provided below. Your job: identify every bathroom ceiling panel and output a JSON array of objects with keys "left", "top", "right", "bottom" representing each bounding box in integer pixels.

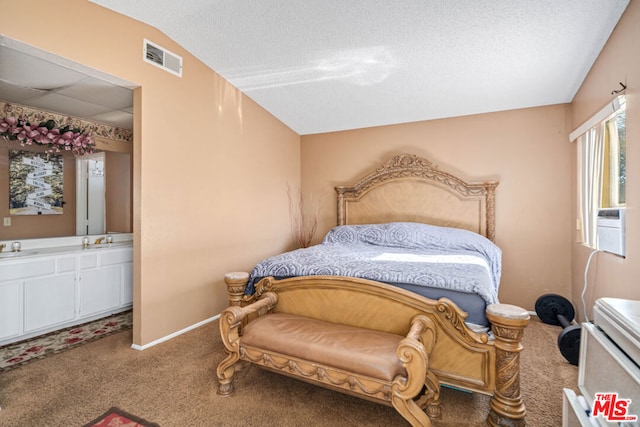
[
  {"left": 54, "top": 78, "right": 134, "bottom": 111},
  {"left": 0, "top": 38, "right": 135, "bottom": 131},
  {"left": 23, "top": 92, "right": 113, "bottom": 119},
  {"left": 0, "top": 80, "right": 46, "bottom": 104},
  {"left": 0, "top": 45, "right": 88, "bottom": 91}
]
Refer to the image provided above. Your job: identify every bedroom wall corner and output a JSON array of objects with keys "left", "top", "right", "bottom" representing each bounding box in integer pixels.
[
  {"left": 569, "top": 0, "right": 640, "bottom": 321},
  {"left": 300, "top": 103, "right": 572, "bottom": 312}
]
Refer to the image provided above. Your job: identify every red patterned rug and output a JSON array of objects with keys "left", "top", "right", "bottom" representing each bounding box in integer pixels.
[
  {"left": 83, "top": 407, "right": 160, "bottom": 427},
  {"left": 0, "top": 310, "right": 132, "bottom": 372}
]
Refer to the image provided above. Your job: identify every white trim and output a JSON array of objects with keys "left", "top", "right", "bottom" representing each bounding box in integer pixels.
[
  {"left": 130, "top": 313, "right": 220, "bottom": 351},
  {"left": 569, "top": 95, "right": 623, "bottom": 142}
]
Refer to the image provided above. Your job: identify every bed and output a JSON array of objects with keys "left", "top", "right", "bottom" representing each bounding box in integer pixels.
[
  {"left": 245, "top": 221, "right": 500, "bottom": 327},
  {"left": 224, "top": 153, "right": 529, "bottom": 426},
  {"left": 246, "top": 153, "right": 500, "bottom": 326}
]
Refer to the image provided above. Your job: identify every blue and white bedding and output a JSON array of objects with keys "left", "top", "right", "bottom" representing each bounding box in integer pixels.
[{"left": 246, "top": 222, "right": 502, "bottom": 324}]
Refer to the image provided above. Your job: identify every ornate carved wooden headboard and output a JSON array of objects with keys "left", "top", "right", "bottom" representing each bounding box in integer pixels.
[{"left": 335, "top": 154, "right": 499, "bottom": 241}]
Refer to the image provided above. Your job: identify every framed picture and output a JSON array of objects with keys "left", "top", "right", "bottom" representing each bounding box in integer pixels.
[{"left": 9, "top": 150, "right": 63, "bottom": 215}]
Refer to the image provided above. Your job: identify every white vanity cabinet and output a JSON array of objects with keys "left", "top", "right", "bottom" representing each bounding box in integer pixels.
[
  {"left": 0, "top": 245, "right": 133, "bottom": 346},
  {"left": 0, "top": 280, "right": 22, "bottom": 341},
  {"left": 25, "top": 271, "right": 76, "bottom": 332}
]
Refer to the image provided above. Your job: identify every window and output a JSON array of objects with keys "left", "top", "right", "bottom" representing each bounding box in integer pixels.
[
  {"left": 576, "top": 96, "right": 626, "bottom": 248},
  {"left": 602, "top": 107, "right": 626, "bottom": 207}
]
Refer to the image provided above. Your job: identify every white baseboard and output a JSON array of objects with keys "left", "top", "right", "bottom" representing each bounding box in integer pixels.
[{"left": 130, "top": 313, "right": 220, "bottom": 351}]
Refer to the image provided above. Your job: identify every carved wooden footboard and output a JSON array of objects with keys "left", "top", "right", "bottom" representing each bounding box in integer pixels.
[{"left": 224, "top": 273, "right": 530, "bottom": 426}]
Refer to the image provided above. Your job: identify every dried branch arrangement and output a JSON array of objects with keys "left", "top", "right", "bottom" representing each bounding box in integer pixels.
[{"left": 287, "top": 184, "right": 323, "bottom": 248}]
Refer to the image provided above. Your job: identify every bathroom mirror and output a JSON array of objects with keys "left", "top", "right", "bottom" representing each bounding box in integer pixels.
[{"left": 0, "top": 36, "right": 135, "bottom": 241}]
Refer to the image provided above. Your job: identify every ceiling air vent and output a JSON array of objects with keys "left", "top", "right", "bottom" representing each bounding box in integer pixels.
[{"left": 143, "top": 39, "right": 182, "bottom": 77}]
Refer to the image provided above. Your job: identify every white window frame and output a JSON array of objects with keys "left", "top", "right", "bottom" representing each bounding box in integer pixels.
[{"left": 573, "top": 95, "right": 626, "bottom": 248}]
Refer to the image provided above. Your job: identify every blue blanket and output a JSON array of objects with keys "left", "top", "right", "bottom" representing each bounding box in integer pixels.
[{"left": 246, "top": 222, "right": 502, "bottom": 307}]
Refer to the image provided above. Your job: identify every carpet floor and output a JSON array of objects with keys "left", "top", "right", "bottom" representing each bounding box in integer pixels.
[
  {"left": 0, "top": 316, "right": 578, "bottom": 426},
  {"left": 0, "top": 311, "right": 132, "bottom": 372}
]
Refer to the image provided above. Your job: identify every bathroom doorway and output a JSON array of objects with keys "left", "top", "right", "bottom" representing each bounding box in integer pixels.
[{"left": 76, "top": 152, "right": 106, "bottom": 235}]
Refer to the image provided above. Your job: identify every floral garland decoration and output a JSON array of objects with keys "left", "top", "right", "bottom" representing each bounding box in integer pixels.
[{"left": 0, "top": 116, "right": 95, "bottom": 156}]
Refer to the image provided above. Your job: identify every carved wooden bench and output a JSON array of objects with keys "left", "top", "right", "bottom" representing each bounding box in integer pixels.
[
  {"left": 217, "top": 277, "right": 441, "bottom": 427},
  {"left": 218, "top": 274, "right": 530, "bottom": 426}
]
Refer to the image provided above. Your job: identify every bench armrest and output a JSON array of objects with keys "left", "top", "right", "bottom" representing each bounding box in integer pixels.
[
  {"left": 223, "top": 291, "right": 278, "bottom": 322},
  {"left": 405, "top": 315, "right": 436, "bottom": 352},
  {"left": 397, "top": 315, "right": 437, "bottom": 391},
  {"left": 219, "top": 292, "right": 278, "bottom": 351},
  {"left": 217, "top": 292, "right": 279, "bottom": 395},
  {"left": 392, "top": 315, "right": 440, "bottom": 423}
]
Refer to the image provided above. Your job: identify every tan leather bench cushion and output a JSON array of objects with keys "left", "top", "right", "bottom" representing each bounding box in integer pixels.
[{"left": 241, "top": 313, "right": 406, "bottom": 381}]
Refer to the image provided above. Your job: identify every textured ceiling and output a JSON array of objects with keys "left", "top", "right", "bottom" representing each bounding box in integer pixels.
[
  {"left": 88, "top": 0, "right": 629, "bottom": 134},
  {"left": 2, "top": 1, "right": 630, "bottom": 135}
]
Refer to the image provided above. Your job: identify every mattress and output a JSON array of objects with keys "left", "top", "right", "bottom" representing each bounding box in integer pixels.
[{"left": 247, "top": 222, "right": 502, "bottom": 326}]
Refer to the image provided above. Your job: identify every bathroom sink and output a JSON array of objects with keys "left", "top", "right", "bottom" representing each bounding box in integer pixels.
[{"left": 0, "top": 251, "right": 38, "bottom": 259}]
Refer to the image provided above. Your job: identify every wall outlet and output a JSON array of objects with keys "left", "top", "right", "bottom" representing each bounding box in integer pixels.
[{"left": 3, "top": 217, "right": 10, "bottom": 226}]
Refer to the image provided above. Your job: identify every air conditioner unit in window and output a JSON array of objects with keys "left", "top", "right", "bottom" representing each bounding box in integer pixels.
[{"left": 597, "top": 207, "right": 626, "bottom": 257}]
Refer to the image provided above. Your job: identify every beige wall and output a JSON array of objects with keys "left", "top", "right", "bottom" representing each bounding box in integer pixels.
[
  {"left": 301, "top": 104, "right": 573, "bottom": 311},
  {"left": 3, "top": 0, "right": 300, "bottom": 346},
  {"left": 570, "top": 1, "right": 640, "bottom": 320}
]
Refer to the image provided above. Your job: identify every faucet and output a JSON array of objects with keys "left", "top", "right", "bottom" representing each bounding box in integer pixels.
[
  {"left": 0, "top": 243, "right": 5, "bottom": 253},
  {"left": 94, "top": 237, "right": 105, "bottom": 245}
]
